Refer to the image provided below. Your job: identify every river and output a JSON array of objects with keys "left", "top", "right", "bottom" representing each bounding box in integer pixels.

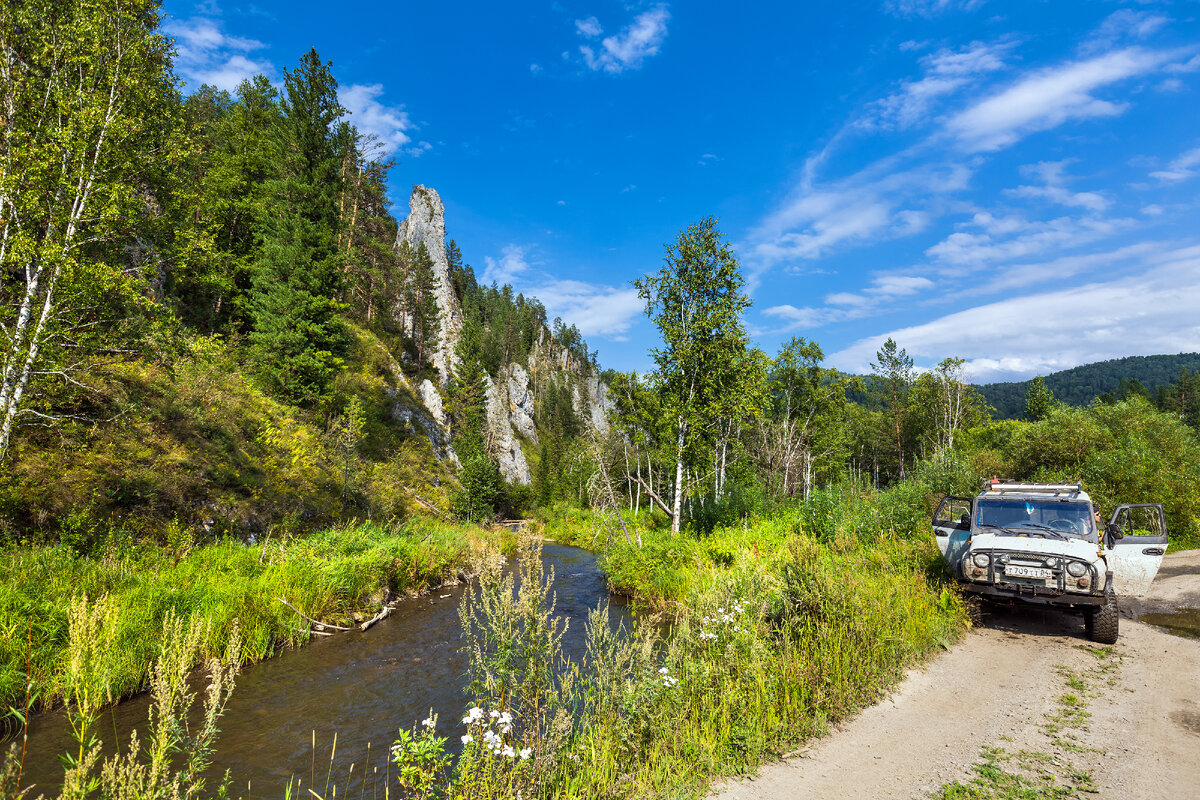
[{"left": 16, "top": 542, "right": 629, "bottom": 798}]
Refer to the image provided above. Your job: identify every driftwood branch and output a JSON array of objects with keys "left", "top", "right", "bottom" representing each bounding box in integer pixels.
[
  {"left": 360, "top": 604, "right": 392, "bottom": 632},
  {"left": 276, "top": 597, "right": 353, "bottom": 632}
]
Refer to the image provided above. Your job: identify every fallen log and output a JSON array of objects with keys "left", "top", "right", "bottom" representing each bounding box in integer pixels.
[
  {"left": 360, "top": 604, "right": 392, "bottom": 632},
  {"left": 277, "top": 597, "right": 353, "bottom": 632}
]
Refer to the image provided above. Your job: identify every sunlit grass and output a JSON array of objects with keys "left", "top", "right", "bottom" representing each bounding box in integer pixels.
[{"left": 0, "top": 519, "right": 491, "bottom": 714}]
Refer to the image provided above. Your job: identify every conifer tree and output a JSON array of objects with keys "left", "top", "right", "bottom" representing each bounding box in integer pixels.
[
  {"left": 410, "top": 241, "right": 440, "bottom": 370},
  {"left": 248, "top": 49, "right": 347, "bottom": 403},
  {"left": 1024, "top": 376, "right": 1055, "bottom": 421}
]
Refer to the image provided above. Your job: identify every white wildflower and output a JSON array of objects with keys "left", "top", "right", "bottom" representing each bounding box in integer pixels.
[
  {"left": 461, "top": 734, "right": 473, "bottom": 744},
  {"left": 422, "top": 716, "right": 436, "bottom": 729},
  {"left": 520, "top": 747, "right": 533, "bottom": 760}
]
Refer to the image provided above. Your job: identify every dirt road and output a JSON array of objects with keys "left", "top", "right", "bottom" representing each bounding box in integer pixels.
[{"left": 713, "top": 550, "right": 1200, "bottom": 800}]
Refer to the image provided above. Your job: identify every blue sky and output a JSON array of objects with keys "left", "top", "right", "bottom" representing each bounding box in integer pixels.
[{"left": 164, "top": 0, "right": 1200, "bottom": 382}]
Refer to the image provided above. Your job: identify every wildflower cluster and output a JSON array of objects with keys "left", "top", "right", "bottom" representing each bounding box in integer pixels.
[
  {"left": 697, "top": 598, "right": 750, "bottom": 641},
  {"left": 461, "top": 706, "right": 533, "bottom": 761},
  {"left": 658, "top": 666, "right": 678, "bottom": 688},
  {"left": 390, "top": 712, "right": 451, "bottom": 799}
]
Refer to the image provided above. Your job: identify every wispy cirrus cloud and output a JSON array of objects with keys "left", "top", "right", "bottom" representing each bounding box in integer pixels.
[
  {"left": 576, "top": 5, "right": 671, "bottom": 75},
  {"left": 945, "top": 47, "right": 1176, "bottom": 152},
  {"left": 1151, "top": 145, "right": 1200, "bottom": 184},
  {"left": 883, "top": 0, "right": 985, "bottom": 18},
  {"left": 829, "top": 244, "right": 1200, "bottom": 381},
  {"left": 862, "top": 41, "right": 1013, "bottom": 130},
  {"left": 1004, "top": 161, "right": 1108, "bottom": 212}
]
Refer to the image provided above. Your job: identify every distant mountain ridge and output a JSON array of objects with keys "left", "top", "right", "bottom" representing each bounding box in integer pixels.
[{"left": 976, "top": 353, "right": 1200, "bottom": 419}]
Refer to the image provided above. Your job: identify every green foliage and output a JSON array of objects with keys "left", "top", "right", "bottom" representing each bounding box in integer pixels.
[
  {"left": 248, "top": 49, "right": 348, "bottom": 403},
  {"left": 454, "top": 455, "right": 504, "bottom": 523},
  {"left": 1024, "top": 375, "right": 1056, "bottom": 421},
  {"left": 0, "top": 520, "right": 488, "bottom": 714},
  {"left": 634, "top": 218, "right": 767, "bottom": 533},
  {"left": 0, "top": 0, "right": 176, "bottom": 459},
  {"left": 978, "top": 352, "right": 1200, "bottom": 419},
  {"left": 476, "top": 511, "right": 968, "bottom": 799}
]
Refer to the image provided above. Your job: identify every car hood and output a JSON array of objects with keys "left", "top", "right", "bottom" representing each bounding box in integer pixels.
[{"left": 971, "top": 532, "right": 1103, "bottom": 564}]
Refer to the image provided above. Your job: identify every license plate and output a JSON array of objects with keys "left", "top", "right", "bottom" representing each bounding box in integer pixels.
[{"left": 1006, "top": 565, "right": 1052, "bottom": 579}]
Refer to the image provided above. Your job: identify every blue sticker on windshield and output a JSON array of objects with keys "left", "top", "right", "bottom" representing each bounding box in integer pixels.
[{"left": 1025, "top": 502, "right": 1034, "bottom": 514}]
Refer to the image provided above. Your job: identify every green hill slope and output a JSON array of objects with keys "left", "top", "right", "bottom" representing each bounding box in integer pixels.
[{"left": 978, "top": 353, "right": 1200, "bottom": 419}]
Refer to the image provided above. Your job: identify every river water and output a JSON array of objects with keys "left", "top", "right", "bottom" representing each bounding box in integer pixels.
[{"left": 17, "top": 543, "right": 629, "bottom": 798}]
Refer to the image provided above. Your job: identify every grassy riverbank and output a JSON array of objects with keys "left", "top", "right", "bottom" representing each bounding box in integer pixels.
[
  {"left": 445, "top": 475, "right": 972, "bottom": 800},
  {"left": 0, "top": 520, "right": 493, "bottom": 715}
]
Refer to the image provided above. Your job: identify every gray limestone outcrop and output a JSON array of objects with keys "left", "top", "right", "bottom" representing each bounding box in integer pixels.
[
  {"left": 395, "top": 186, "right": 463, "bottom": 385},
  {"left": 483, "top": 375, "right": 531, "bottom": 484},
  {"left": 505, "top": 363, "right": 538, "bottom": 444},
  {"left": 388, "top": 184, "right": 612, "bottom": 485}
]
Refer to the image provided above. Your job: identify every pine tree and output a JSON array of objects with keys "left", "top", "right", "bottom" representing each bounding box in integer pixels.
[
  {"left": 1024, "top": 376, "right": 1055, "bottom": 421},
  {"left": 411, "top": 241, "right": 440, "bottom": 370},
  {"left": 248, "top": 49, "right": 347, "bottom": 403}
]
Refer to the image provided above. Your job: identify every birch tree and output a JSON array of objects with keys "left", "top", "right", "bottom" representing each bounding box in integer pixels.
[
  {"left": 634, "top": 218, "right": 763, "bottom": 535},
  {"left": 0, "top": 0, "right": 173, "bottom": 460}
]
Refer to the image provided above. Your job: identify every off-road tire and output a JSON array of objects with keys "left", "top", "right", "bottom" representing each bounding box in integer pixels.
[{"left": 1085, "top": 592, "right": 1119, "bottom": 644}]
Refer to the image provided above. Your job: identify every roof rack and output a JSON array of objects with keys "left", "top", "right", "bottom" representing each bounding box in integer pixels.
[{"left": 980, "top": 478, "right": 1083, "bottom": 493}]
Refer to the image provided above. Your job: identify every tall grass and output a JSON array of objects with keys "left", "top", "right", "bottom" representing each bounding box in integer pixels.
[
  {"left": 0, "top": 520, "right": 491, "bottom": 715},
  {"left": 424, "top": 504, "right": 968, "bottom": 800}
]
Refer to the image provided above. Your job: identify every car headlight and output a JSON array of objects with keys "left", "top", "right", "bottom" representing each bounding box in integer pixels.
[
  {"left": 1065, "top": 561, "right": 1088, "bottom": 577},
  {"left": 972, "top": 553, "right": 991, "bottom": 568}
]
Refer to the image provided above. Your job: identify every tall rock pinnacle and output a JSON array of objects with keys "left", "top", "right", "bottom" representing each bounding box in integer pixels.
[{"left": 395, "top": 185, "right": 463, "bottom": 385}]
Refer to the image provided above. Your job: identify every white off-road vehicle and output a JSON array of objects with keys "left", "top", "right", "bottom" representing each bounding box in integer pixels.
[{"left": 933, "top": 480, "right": 1168, "bottom": 644}]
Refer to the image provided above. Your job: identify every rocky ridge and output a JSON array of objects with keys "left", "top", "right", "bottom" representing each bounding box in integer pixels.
[{"left": 390, "top": 185, "right": 611, "bottom": 484}]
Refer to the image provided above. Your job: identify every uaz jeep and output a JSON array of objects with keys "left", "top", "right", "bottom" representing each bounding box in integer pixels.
[{"left": 933, "top": 480, "right": 1168, "bottom": 644}]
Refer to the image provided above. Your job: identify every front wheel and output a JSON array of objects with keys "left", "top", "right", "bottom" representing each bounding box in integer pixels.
[{"left": 1085, "top": 592, "right": 1119, "bottom": 644}]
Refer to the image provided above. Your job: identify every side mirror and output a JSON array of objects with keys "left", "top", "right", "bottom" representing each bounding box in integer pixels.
[
  {"left": 1105, "top": 523, "right": 1124, "bottom": 540},
  {"left": 959, "top": 513, "right": 971, "bottom": 528}
]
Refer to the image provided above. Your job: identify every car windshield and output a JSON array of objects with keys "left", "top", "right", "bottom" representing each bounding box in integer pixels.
[{"left": 975, "top": 498, "right": 1095, "bottom": 540}]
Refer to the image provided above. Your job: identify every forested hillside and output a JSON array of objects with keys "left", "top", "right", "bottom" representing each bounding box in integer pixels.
[
  {"left": 0, "top": 5, "right": 603, "bottom": 545},
  {"left": 978, "top": 353, "right": 1200, "bottom": 418}
]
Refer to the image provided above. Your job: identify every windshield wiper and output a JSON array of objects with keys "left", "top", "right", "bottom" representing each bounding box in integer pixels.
[{"left": 1011, "top": 522, "right": 1068, "bottom": 540}]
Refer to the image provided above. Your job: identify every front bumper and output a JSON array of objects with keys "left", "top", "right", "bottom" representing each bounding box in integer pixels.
[{"left": 958, "top": 548, "right": 1111, "bottom": 608}]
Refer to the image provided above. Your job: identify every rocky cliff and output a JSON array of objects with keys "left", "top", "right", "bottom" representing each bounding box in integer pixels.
[{"left": 390, "top": 185, "right": 611, "bottom": 485}]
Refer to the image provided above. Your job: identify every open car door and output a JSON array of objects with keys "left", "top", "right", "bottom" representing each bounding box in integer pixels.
[
  {"left": 933, "top": 496, "right": 973, "bottom": 564},
  {"left": 1106, "top": 504, "right": 1168, "bottom": 596}
]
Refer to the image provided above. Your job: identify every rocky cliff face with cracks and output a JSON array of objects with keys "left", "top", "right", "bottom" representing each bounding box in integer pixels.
[{"left": 389, "top": 185, "right": 612, "bottom": 485}]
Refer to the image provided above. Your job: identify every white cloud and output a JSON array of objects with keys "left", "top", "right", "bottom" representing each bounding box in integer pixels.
[
  {"left": 575, "top": 16, "right": 603, "bottom": 38},
  {"left": 884, "top": 0, "right": 984, "bottom": 18},
  {"left": 164, "top": 16, "right": 273, "bottom": 91},
  {"left": 759, "top": 272, "right": 935, "bottom": 335},
  {"left": 748, "top": 159, "right": 971, "bottom": 268},
  {"left": 339, "top": 84, "right": 419, "bottom": 157},
  {"left": 482, "top": 244, "right": 532, "bottom": 286},
  {"left": 1083, "top": 9, "right": 1170, "bottom": 54},
  {"left": 529, "top": 281, "right": 644, "bottom": 339},
  {"left": 946, "top": 48, "right": 1172, "bottom": 152},
  {"left": 579, "top": 6, "right": 670, "bottom": 74},
  {"left": 925, "top": 214, "right": 1132, "bottom": 268},
  {"left": 530, "top": 63, "right": 544, "bottom": 75},
  {"left": 1151, "top": 146, "right": 1200, "bottom": 183},
  {"left": 864, "top": 41, "right": 1012, "bottom": 131},
  {"left": 1004, "top": 161, "right": 1109, "bottom": 212},
  {"left": 829, "top": 245, "right": 1200, "bottom": 381}
]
